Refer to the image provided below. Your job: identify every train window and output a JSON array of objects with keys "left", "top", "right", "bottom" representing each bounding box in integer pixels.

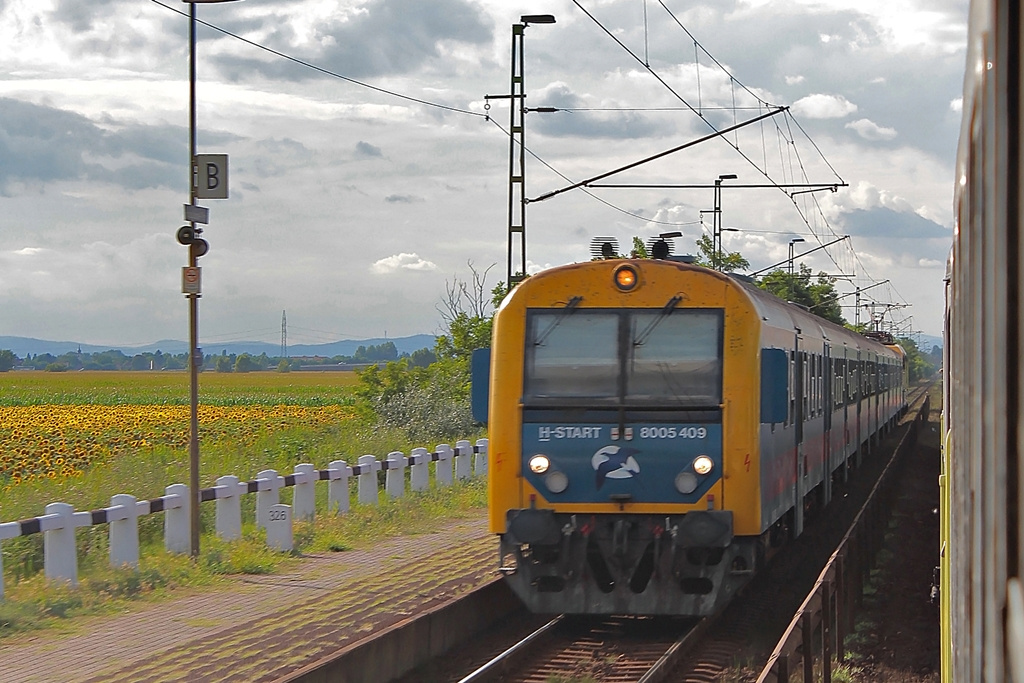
[
  {"left": 788, "top": 351, "right": 795, "bottom": 425},
  {"left": 811, "top": 354, "right": 818, "bottom": 417},
  {"left": 522, "top": 308, "right": 724, "bottom": 407},
  {"left": 798, "top": 356, "right": 806, "bottom": 419},
  {"left": 524, "top": 311, "right": 620, "bottom": 401},
  {"left": 627, "top": 309, "right": 722, "bottom": 406}
]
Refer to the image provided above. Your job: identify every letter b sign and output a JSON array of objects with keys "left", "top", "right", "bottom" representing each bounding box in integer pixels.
[{"left": 195, "top": 154, "right": 228, "bottom": 199}]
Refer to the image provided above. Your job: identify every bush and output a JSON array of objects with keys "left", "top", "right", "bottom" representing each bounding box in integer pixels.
[{"left": 373, "top": 380, "right": 477, "bottom": 442}]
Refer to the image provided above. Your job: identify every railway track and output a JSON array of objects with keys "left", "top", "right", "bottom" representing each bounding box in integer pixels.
[{"left": 457, "top": 614, "right": 702, "bottom": 683}]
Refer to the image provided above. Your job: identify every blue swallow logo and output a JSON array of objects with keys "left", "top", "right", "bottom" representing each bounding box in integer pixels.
[{"left": 591, "top": 445, "right": 641, "bottom": 490}]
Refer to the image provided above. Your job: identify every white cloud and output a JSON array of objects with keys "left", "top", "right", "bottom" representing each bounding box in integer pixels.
[
  {"left": 791, "top": 93, "right": 858, "bottom": 119},
  {"left": 0, "top": 0, "right": 968, "bottom": 342},
  {"left": 845, "top": 118, "right": 898, "bottom": 141},
  {"left": 370, "top": 253, "right": 438, "bottom": 274}
]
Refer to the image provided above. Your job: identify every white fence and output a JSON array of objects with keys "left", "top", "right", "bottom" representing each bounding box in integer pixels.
[{"left": 0, "top": 439, "right": 488, "bottom": 597}]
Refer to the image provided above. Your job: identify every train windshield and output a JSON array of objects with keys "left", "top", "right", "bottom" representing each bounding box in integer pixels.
[
  {"left": 628, "top": 309, "right": 721, "bottom": 405},
  {"left": 524, "top": 308, "right": 723, "bottom": 407}
]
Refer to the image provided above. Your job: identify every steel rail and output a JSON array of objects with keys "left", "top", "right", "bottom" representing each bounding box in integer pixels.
[{"left": 455, "top": 615, "right": 563, "bottom": 683}]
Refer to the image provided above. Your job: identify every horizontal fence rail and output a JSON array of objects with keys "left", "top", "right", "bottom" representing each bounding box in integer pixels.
[{"left": 0, "top": 439, "right": 488, "bottom": 597}]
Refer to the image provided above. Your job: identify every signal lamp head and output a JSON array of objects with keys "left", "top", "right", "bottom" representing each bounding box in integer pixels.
[
  {"left": 190, "top": 238, "right": 209, "bottom": 259},
  {"left": 614, "top": 265, "right": 639, "bottom": 291},
  {"left": 176, "top": 225, "right": 196, "bottom": 245},
  {"left": 528, "top": 454, "right": 550, "bottom": 474},
  {"left": 692, "top": 455, "right": 714, "bottom": 476}
]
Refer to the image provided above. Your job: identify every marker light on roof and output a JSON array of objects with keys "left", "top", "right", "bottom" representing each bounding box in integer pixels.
[{"left": 614, "top": 265, "right": 639, "bottom": 291}]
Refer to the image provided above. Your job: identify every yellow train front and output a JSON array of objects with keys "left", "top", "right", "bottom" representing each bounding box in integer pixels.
[{"left": 477, "top": 257, "right": 905, "bottom": 615}]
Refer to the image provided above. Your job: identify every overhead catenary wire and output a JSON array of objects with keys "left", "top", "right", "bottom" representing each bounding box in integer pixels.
[
  {"left": 486, "top": 118, "right": 701, "bottom": 227},
  {"left": 572, "top": 1, "right": 911, "bottom": 311},
  {"left": 149, "top": 0, "right": 485, "bottom": 118},
  {"left": 150, "top": 0, "right": 683, "bottom": 228}
]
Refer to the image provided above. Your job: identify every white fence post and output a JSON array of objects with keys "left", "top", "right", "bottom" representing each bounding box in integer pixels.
[
  {"left": 455, "top": 440, "right": 472, "bottom": 481},
  {"left": 164, "top": 483, "right": 190, "bottom": 554},
  {"left": 292, "top": 464, "right": 317, "bottom": 521},
  {"left": 255, "top": 470, "right": 284, "bottom": 530},
  {"left": 357, "top": 455, "right": 381, "bottom": 506},
  {"left": 327, "top": 460, "right": 352, "bottom": 514},
  {"left": 410, "top": 447, "right": 430, "bottom": 492},
  {"left": 265, "top": 504, "right": 293, "bottom": 552},
  {"left": 215, "top": 475, "right": 243, "bottom": 541},
  {"left": 475, "top": 438, "right": 489, "bottom": 477},
  {"left": 43, "top": 502, "right": 78, "bottom": 587},
  {"left": 436, "top": 444, "right": 453, "bottom": 487},
  {"left": 109, "top": 494, "right": 139, "bottom": 569},
  {"left": 385, "top": 451, "right": 407, "bottom": 499}
]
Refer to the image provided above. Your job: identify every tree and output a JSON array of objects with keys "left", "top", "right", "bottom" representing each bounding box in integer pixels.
[
  {"left": 214, "top": 356, "right": 233, "bottom": 373},
  {"left": 276, "top": 359, "right": 291, "bottom": 373},
  {"left": 898, "top": 337, "right": 936, "bottom": 382},
  {"left": 758, "top": 264, "right": 845, "bottom": 326},
  {"left": 234, "top": 353, "right": 258, "bottom": 373},
  {"left": 0, "top": 349, "right": 16, "bottom": 372},
  {"left": 408, "top": 347, "right": 436, "bottom": 369},
  {"left": 693, "top": 234, "right": 750, "bottom": 273}
]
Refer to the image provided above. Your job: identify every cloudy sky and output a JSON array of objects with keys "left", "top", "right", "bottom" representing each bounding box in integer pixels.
[{"left": 0, "top": 0, "right": 965, "bottom": 347}]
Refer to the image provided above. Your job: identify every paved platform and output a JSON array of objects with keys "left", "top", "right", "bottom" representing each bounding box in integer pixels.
[{"left": 0, "top": 516, "right": 495, "bottom": 683}]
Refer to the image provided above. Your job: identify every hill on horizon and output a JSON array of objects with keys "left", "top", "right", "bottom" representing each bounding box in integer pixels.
[{"left": 0, "top": 334, "right": 437, "bottom": 359}]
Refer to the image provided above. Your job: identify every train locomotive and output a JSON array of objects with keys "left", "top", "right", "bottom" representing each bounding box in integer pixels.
[{"left": 473, "top": 255, "right": 906, "bottom": 615}]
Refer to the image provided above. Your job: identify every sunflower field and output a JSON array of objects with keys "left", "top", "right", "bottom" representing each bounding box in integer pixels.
[
  {"left": 0, "top": 403, "right": 355, "bottom": 486},
  {"left": 0, "top": 371, "right": 366, "bottom": 506}
]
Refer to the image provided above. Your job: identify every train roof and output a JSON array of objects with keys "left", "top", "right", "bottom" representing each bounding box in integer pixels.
[
  {"left": 511, "top": 259, "right": 900, "bottom": 358},
  {"left": 724, "top": 271, "right": 897, "bottom": 356}
]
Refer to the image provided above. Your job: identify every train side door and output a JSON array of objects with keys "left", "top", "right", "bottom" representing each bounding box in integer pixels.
[
  {"left": 823, "top": 343, "right": 832, "bottom": 506},
  {"left": 851, "top": 350, "right": 860, "bottom": 466},
  {"left": 793, "top": 335, "right": 805, "bottom": 537}
]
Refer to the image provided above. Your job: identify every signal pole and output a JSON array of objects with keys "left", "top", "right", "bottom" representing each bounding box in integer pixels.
[{"left": 485, "top": 14, "right": 555, "bottom": 289}]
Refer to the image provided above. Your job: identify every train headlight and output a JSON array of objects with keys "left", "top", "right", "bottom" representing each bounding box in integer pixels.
[
  {"left": 675, "top": 471, "right": 698, "bottom": 494},
  {"left": 613, "top": 265, "right": 639, "bottom": 291},
  {"left": 692, "top": 455, "right": 714, "bottom": 476},
  {"left": 545, "top": 471, "right": 569, "bottom": 493},
  {"left": 528, "top": 454, "right": 550, "bottom": 474}
]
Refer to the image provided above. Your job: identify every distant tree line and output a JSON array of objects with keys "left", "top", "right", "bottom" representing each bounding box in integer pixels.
[{"left": 0, "top": 341, "right": 436, "bottom": 373}]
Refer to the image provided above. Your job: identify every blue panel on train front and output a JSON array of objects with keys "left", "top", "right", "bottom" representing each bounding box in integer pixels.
[{"left": 520, "top": 423, "right": 723, "bottom": 504}]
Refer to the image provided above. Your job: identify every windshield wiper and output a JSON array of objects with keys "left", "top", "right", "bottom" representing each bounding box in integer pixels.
[
  {"left": 534, "top": 296, "right": 583, "bottom": 346},
  {"left": 633, "top": 295, "right": 682, "bottom": 346}
]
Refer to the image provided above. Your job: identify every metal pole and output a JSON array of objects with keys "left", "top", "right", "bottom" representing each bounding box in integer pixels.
[
  {"left": 855, "top": 287, "right": 860, "bottom": 328},
  {"left": 517, "top": 27, "right": 527, "bottom": 284},
  {"left": 188, "top": 3, "right": 201, "bottom": 559},
  {"left": 789, "top": 242, "right": 794, "bottom": 275},
  {"left": 713, "top": 179, "right": 722, "bottom": 270}
]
